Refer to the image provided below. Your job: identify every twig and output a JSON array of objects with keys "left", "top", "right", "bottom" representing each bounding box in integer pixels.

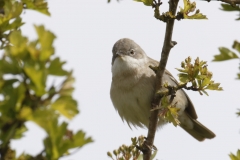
[
  {"left": 142, "top": 0, "right": 179, "bottom": 160},
  {"left": 204, "top": 0, "right": 240, "bottom": 5}
]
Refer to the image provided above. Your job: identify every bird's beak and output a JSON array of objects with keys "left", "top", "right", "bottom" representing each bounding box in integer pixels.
[
  {"left": 116, "top": 51, "right": 124, "bottom": 57},
  {"left": 112, "top": 51, "right": 124, "bottom": 65}
]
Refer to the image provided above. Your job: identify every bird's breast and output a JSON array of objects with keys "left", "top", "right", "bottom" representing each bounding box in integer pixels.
[{"left": 110, "top": 64, "right": 156, "bottom": 127}]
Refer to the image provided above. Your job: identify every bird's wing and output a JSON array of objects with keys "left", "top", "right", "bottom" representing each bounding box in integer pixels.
[{"left": 147, "top": 57, "right": 198, "bottom": 119}]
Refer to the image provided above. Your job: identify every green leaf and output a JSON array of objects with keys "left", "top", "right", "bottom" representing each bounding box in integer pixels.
[
  {"left": 134, "top": 0, "right": 153, "bottom": 6},
  {"left": 175, "top": 68, "right": 188, "bottom": 73},
  {"left": 0, "top": 1, "right": 23, "bottom": 24},
  {"left": 0, "top": 81, "right": 25, "bottom": 121},
  {"left": 27, "top": 40, "right": 39, "bottom": 60},
  {"left": 166, "top": 106, "right": 181, "bottom": 126},
  {"left": 13, "top": 124, "right": 28, "bottom": 139},
  {"left": 0, "top": 17, "right": 24, "bottom": 34},
  {"left": 46, "top": 121, "right": 68, "bottom": 159},
  {"left": 233, "top": 40, "right": 240, "bottom": 53},
  {"left": 59, "top": 72, "right": 75, "bottom": 96},
  {"left": 220, "top": 4, "right": 240, "bottom": 20},
  {"left": 51, "top": 96, "right": 78, "bottom": 119},
  {"left": 24, "top": 65, "right": 46, "bottom": 96},
  {"left": 15, "top": 83, "right": 26, "bottom": 111},
  {"left": 201, "top": 89, "right": 209, "bottom": 96},
  {"left": 27, "top": 108, "right": 59, "bottom": 132},
  {"left": 48, "top": 57, "right": 68, "bottom": 76},
  {"left": 229, "top": 149, "right": 240, "bottom": 160},
  {"left": 237, "top": 109, "right": 240, "bottom": 116},
  {"left": 0, "top": 123, "right": 19, "bottom": 147},
  {"left": 185, "top": 9, "right": 207, "bottom": 19},
  {"left": 220, "top": 4, "right": 240, "bottom": 21},
  {"left": 159, "top": 97, "right": 180, "bottom": 127},
  {"left": 69, "top": 130, "right": 93, "bottom": 148},
  {"left": 47, "top": 130, "right": 92, "bottom": 159},
  {"left": 43, "top": 120, "right": 92, "bottom": 159},
  {"left": 59, "top": 87, "right": 74, "bottom": 96},
  {"left": 205, "top": 83, "right": 223, "bottom": 91},
  {"left": 9, "top": 30, "right": 28, "bottom": 57},
  {"left": 220, "top": 4, "right": 240, "bottom": 11},
  {"left": 201, "top": 78, "right": 210, "bottom": 88},
  {"left": 18, "top": 106, "right": 32, "bottom": 120},
  {"left": 160, "top": 96, "right": 169, "bottom": 108},
  {"left": 17, "top": 153, "right": 33, "bottom": 160},
  {"left": 180, "top": 0, "right": 207, "bottom": 19},
  {"left": 237, "top": 73, "right": 240, "bottom": 80},
  {"left": 0, "top": 57, "right": 21, "bottom": 74},
  {"left": 34, "top": 25, "right": 56, "bottom": 61},
  {"left": 178, "top": 73, "right": 189, "bottom": 83},
  {"left": 22, "top": 0, "right": 50, "bottom": 16},
  {"left": 213, "top": 47, "right": 239, "bottom": 61}
]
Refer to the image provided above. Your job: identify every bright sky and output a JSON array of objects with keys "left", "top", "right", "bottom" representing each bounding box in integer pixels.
[{"left": 11, "top": 0, "right": 240, "bottom": 159}]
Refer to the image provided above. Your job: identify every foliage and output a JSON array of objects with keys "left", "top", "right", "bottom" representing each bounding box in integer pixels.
[
  {"left": 107, "top": 136, "right": 157, "bottom": 160},
  {"left": 236, "top": 109, "right": 240, "bottom": 116},
  {"left": 134, "top": 0, "right": 153, "bottom": 6},
  {"left": 213, "top": 47, "right": 239, "bottom": 61},
  {"left": 179, "top": 0, "right": 207, "bottom": 19},
  {"left": 220, "top": 4, "right": 240, "bottom": 20},
  {"left": 148, "top": 57, "right": 222, "bottom": 126},
  {"left": 176, "top": 57, "right": 223, "bottom": 96},
  {"left": 0, "top": 0, "right": 92, "bottom": 159},
  {"left": 229, "top": 149, "right": 240, "bottom": 160},
  {"left": 215, "top": 4, "right": 240, "bottom": 159},
  {"left": 133, "top": 0, "right": 207, "bottom": 21},
  {"left": 213, "top": 41, "right": 240, "bottom": 79},
  {"left": 158, "top": 96, "right": 180, "bottom": 126}
]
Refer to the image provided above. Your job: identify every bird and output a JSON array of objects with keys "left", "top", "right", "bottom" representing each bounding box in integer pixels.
[{"left": 110, "top": 38, "right": 215, "bottom": 141}]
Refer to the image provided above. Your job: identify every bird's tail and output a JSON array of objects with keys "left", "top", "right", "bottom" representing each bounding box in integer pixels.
[{"left": 180, "top": 117, "right": 216, "bottom": 141}]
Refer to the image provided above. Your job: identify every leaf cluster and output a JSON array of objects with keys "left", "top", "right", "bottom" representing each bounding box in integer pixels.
[
  {"left": 134, "top": 0, "right": 207, "bottom": 22},
  {"left": 176, "top": 57, "right": 223, "bottom": 96},
  {"left": 213, "top": 41, "right": 240, "bottom": 79},
  {"left": 179, "top": 0, "right": 207, "bottom": 19},
  {"left": 157, "top": 96, "right": 181, "bottom": 126},
  {"left": 150, "top": 57, "right": 222, "bottom": 127},
  {"left": 107, "top": 136, "right": 157, "bottom": 160},
  {"left": 0, "top": 0, "right": 50, "bottom": 49},
  {"left": 0, "top": 1, "right": 93, "bottom": 159},
  {"left": 0, "top": 25, "right": 93, "bottom": 160}
]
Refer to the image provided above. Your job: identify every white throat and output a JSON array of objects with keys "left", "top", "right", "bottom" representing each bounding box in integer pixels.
[
  {"left": 111, "top": 56, "right": 146, "bottom": 78},
  {"left": 111, "top": 56, "right": 147, "bottom": 89}
]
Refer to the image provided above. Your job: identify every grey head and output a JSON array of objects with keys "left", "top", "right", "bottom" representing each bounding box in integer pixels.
[{"left": 112, "top": 38, "right": 147, "bottom": 65}]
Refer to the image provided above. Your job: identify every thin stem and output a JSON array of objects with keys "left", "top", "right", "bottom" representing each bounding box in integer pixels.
[{"left": 143, "top": 0, "right": 179, "bottom": 159}]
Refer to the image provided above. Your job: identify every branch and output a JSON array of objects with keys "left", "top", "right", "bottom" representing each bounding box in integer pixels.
[
  {"left": 204, "top": 0, "right": 240, "bottom": 5},
  {"left": 142, "top": 0, "right": 179, "bottom": 159}
]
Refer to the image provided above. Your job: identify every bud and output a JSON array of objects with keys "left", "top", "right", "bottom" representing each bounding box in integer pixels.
[
  {"left": 107, "top": 152, "right": 113, "bottom": 158},
  {"left": 113, "top": 149, "right": 118, "bottom": 156},
  {"left": 181, "top": 61, "right": 185, "bottom": 68}
]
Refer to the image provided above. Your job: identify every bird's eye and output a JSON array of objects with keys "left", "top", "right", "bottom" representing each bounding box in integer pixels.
[{"left": 130, "top": 49, "right": 135, "bottom": 55}]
